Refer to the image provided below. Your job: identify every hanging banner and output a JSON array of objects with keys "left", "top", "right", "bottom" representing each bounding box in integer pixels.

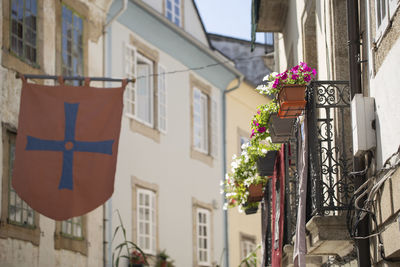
[
  {"left": 271, "top": 144, "right": 285, "bottom": 267},
  {"left": 12, "top": 77, "right": 127, "bottom": 220}
]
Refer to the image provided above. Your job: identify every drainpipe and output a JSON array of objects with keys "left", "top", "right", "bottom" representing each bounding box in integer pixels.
[
  {"left": 102, "top": 1, "right": 128, "bottom": 267},
  {"left": 347, "top": 1, "right": 371, "bottom": 266},
  {"left": 222, "top": 75, "right": 243, "bottom": 267}
]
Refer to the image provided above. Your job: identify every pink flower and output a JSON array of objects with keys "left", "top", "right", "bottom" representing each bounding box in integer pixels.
[
  {"left": 250, "top": 129, "right": 255, "bottom": 138},
  {"left": 257, "top": 109, "right": 261, "bottom": 114},
  {"left": 304, "top": 74, "right": 311, "bottom": 82},
  {"left": 312, "top": 69, "right": 317, "bottom": 77},
  {"left": 291, "top": 65, "right": 299, "bottom": 72},
  {"left": 304, "top": 66, "right": 312, "bottom": 72},
  {"left": 272, "top": 79, "right": 279, "bottom": 88},
  {"left": 257, "top": 127, "right": 266, "bottom": 133},
  {"left": 292, "top": 74, "right": 299, "bottom": 80},
  {"left": 281, "top": 73, "right": 288, "bottom": 80}
]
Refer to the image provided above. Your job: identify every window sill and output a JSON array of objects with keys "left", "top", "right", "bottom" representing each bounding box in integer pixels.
[
  {"left": 0, "top": 221, "right": 40, "bottom": 246},
  {"left": 130, "top": 119, "right": 160, "bottom": 143},
  {"left": 190, "top": 148, "right": 213, "bottom": 167},
  {"left": 1, "top": 50, "right": 44, "bottom": 78},
  {"left": 54, "top": 232, "right": 88, "bottom": 255}
]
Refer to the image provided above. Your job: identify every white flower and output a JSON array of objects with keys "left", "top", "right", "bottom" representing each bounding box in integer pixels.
[
  {"left": 261, "top": 148, "right": 268, "bottom": 154},
  {"left": 220, "top": 188, "right": 224, "bottom": 195},
  {"left": 231, "top": 161, "right": 238, "bottom": 169},
  {"left": 238, "top": 205, "right": 244, "bottom": 213},
  {"left": 223, "top": 203, "right": 228, "bottom": 210},
  {"left": 232, "top": 154, "right": 237, "bottom": 160},
  {"left": 225, "top": 173, "right": 230, "bottom": 180}
]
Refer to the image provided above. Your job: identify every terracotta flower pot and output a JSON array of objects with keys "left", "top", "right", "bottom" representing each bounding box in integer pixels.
[
  {"left": 247, "top": 184, "right": 264, "bottom": 203},
  {"left": 278, "top": 85, "right": 307, "bottom": 118},
  {"left": 267, "top": 113, "right": 296, "bottom": 143},
  {"left": 256, "top": 150, "right": 278, "bottom": 177}
]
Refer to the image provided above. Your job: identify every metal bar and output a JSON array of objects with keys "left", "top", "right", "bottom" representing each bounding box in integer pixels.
[{"left": 15, "top": 73, "right": 136, "bottom": 83}]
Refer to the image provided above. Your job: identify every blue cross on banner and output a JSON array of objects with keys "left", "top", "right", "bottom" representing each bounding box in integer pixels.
[
  {"left": 26, "top": 103, "right": 114, "bottom": 190},
  {"left": 12, "top": 78, "right": 127, "bottom": 220}
]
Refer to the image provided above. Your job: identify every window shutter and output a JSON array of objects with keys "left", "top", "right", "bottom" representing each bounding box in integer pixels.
[
  {"left": 124, "top": 43, "right": 137, "bottom": 118},
  {"left": 158, "top": 65, "right": 167, "bottom": 133},
  {"left": 210, "top": 98, "right": 218, "bottom": 158}
]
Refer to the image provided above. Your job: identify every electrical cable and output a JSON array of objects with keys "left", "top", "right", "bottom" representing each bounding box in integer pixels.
[
  {"left": 346, "top": 145, "right": 400, "bottom": 263},
  {"left": 134, "top": 55, "right": 266, "bottom": 80}
]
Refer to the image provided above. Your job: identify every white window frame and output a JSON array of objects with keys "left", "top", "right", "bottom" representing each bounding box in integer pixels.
[
  {"left": 165, "top": 0, "right": 181, "bottom": 26},
  {"left": 197, "top": 208, "right": 211, "bottom": 266},
  {"left": 375, "top": 0, "right": 399, "bottom": 42},
  {"left": 193, "top": 87, "right": 209, "bottom": 154},
  {"left": 124, "top": 43, "right": 137, "bottom": 119},
  {"left": 157, "top": 65, "right": 167, "bottom": 133},
  {"left": 136, "top": 54, "right": 154, "bottom": 127},
  {"left": 137, "top": 188, "right": 156, "bottom": 255},
  {"left": 240, "top": 238, "right": 256, "bottom": 260}
]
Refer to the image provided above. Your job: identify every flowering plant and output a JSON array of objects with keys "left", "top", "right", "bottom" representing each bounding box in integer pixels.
[
  {"left": 250, "top": 101, "right": 279, "bottom": 141},
  {"left": 130, "top": 250, "right": 146, "bottom": 265},
  {"left": 256, "top": 62, "right": 316, "bottom": 96},
  {"left": 223, "top": 138, "right": 279, "bottom": 211}
]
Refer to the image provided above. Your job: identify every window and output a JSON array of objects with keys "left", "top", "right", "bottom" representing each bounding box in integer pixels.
[
  {"left": 158, "top": 66, "right": 167, "bottom": 133},
  {"left": 240, "top": 236, "right": 256, "bottom": 261},
  {"left": 0, "top": 126, "right": 40, "bottom": 245},
  {"left": 10, "top": 0, "right": 37, "bottom": 64},
  {"left": 192, "top": 198, "right": 214, "bottom": 267},
  {"left": 137, "top": 55, "right": 154, "bottom": 127},
  {"left": 125, "top": 43, "right": 137, "bottom": 118},
  {"left": 124, "top": 49, "right": 154, "bottom": 126},
  {"left": 137, "top": 188, "right": 156, "bottom": 254},
  {"left": 190, "top": 75, "right": 218, "bottom": 164},
  {"left": 165, "top": 0, "right": 181, "bottom": 26},
  {"left": 124, "top": 38, "right": 166, "bottom": 141},
  {"left": 54, "top": 215, "right": 87, "bottom": 255},
  {"left": 240, "top": 136, "right": 249, "bottom": 153},
  {"left": 375, "top": 0, "right": 400, "bottom": 40},
  {"left": 61, "top": 216, "right": 83, "bottom": 239},
  {"left": 197, "top": 208, "right": 211, "bottom": 266},
  {"left": 61, "top": 4, "right": 83, "bottom": 85},
  {"left": 193, "top": 88, "right": 209, "bottom": 153}
]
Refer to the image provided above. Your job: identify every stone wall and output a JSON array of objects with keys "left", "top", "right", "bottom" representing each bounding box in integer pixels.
[{"left": 0, "top": 1, "right": 112, "bottom": 266}]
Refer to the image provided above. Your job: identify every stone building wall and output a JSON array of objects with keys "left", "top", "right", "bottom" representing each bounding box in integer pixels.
[{"left": 0, "top": 1, "right": 112, "bottom": 266}]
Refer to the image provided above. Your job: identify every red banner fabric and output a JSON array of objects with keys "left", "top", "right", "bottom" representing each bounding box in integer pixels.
[
  {"left": 271, "top": 144, "right": 285, "bottom": 267},
  {"left": 12, "top": 78, "right": 126, "bottom": 220}
]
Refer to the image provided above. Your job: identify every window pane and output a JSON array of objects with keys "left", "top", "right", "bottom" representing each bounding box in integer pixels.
[{"left": 62, "top": 4, "right": 83, "bottom": 83}]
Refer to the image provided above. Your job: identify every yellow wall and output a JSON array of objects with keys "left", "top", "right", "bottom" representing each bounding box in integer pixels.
[{"left": 225, "top": 79, "right": 271, "bottom": 267}]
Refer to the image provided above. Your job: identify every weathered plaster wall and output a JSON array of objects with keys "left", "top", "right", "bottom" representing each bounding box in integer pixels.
[
  {"left": 0, "top": 0, "right": 111, "bottom": 266},
  {"left": 109, "top": 21, "right": 225, "bottom": 267},
  {"left": 226, "top": 80, "right": 270, "bottom": 267}
]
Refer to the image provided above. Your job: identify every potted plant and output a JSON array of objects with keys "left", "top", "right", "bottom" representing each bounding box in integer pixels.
[
  {"left": 155, "top": 250, "right": 175, "bottom": 267},
  {"left": 112, "top": 210, "right": 147, "bottom": 267},
  {"left": 257, "top": 62, "right": 316, "bottom": 118},
  {"left": 267, "top": 113, "right": 296, "bottom": 143},
  {"left": 223, "top": 139, "right": 278, "bottom": 214},
  {"left": 130, "top": 250, "right": 146, "bottom": 267}
]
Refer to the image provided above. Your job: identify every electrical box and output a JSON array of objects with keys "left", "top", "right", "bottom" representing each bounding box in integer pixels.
[{"left": 351, "top": 94, "right": 376, "bottom": 156}]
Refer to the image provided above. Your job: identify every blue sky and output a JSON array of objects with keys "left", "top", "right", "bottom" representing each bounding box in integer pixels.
[{"left": 194, "top": 0, "right": 265, "bottom": 42}]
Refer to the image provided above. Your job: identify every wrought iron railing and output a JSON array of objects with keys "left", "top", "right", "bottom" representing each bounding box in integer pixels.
[{"left": 306, "top": 81, "right": 354, "bottom": 216}]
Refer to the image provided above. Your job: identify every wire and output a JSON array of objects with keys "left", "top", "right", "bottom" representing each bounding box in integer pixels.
[
  {"left": 134, "top": 55, "right": 267, "bottom": 80},
  {"left": 346, "top": 145, "right": 400, "bottom": 263}
]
